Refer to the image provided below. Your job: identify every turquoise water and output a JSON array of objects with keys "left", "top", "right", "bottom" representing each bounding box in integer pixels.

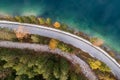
[{"left": 0, "top": 0, "right": 120, "bottom": 53}]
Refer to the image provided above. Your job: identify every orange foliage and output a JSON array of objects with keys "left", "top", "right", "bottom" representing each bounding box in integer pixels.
[
  {"left": 14, "top": 26, "right": 29, "bottom": 40},
  {"left": 90, "top": 37, "right": 104, "bottom": 46},
  {"left": 49, "top": 39, "right": 58, "bottom": 50},
  {"left": 53, "top": 22, "right": 61, "bottom": 28},
  {"left": 93, "top": 38, "right": 104, "bottom": 46}
]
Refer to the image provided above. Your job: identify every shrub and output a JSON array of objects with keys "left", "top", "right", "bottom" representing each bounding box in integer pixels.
[
  {"left": 0, "top": 31, "right": 16, "bottom": 40},
  {"left": 31, "top": 35, "right": 40, "bottom": 43},
  {"left": 58, "top": 43, "right": 72, "bottom": 53}
]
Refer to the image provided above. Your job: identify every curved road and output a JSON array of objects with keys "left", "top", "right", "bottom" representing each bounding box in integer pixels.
[
  {"left": 0, "top": 41, "right": 97, "bottom": 80},
  {"left": 0, "top": 21, "right": 120, "bottom": 79}
]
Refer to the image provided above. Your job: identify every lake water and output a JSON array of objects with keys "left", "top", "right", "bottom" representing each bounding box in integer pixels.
[{"left": 0, "top": 0, "right": 120, "bottom": 53}]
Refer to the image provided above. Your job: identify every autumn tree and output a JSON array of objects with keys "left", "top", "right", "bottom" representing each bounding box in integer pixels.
[
  {"left": 49, "top": 39, "right": 59, "bottom": 50},
  {"left": 88, "top": 59, "right": 101, "bottom": 69},
  {"left": 90, "top": 37, "right": 104, "bottom": 46},
  {"left": 14, "top": 26, "right": 29, "bottom": 40},
  {"left": 53, "top": 22, "right": 61, "bottom": 28},
  {"left": 88, "top": 58, "right": 111, "bottom": 72}
]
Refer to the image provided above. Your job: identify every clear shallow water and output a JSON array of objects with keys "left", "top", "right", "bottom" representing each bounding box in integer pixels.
[{"left": 0, "top": 0, "right": 120, "bottom": 53}]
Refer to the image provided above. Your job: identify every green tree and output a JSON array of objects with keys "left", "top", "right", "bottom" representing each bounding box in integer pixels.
[
  {"left": 0, "top": 47, "right": 89, "bottom": 80},
  {"left": 46, "top": 18, "right": 52, "bottom": 26},
  {"left": 69, "top": 72, "right": 78, "bottom": 80},
  {"left": 59, "top": 58, "right": 69, "bottom": 80},
  {"left": 14, "top": 16, "right": 23, "bottom": 22},
  {"left": 21, "top": 16, "right": 31, "bottom": 23},
  {"left": 60, "top": 24, "right": 68, "bottom": 31},
  {"left": 15, "top": 75, "right": 28, "bottom": 80},
  {"left": 53, "top": 62, "right": 61, "bottom": 79},
  {"left": 38, "top": 18, "right": 45, "bottom": 25},
  {"left": 28, "top": 15, "right": 38, "bottom": 24}
]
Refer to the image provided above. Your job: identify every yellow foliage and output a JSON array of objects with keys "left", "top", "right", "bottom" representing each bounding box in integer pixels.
[
  {"left": 95, "top": 61, "right": 101, "bottom": 66},
  {"left": 88, "top": 58, "right": 111, "bottom": 73},
  {"left": 88, "top": 59, "right": 101, "bottom": 70},
  {"left": 53, "top": 22, "right": 61, "bottom": 28},
  {"left": 49, "top": 39, "right": 58, "bottom": 50}
]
